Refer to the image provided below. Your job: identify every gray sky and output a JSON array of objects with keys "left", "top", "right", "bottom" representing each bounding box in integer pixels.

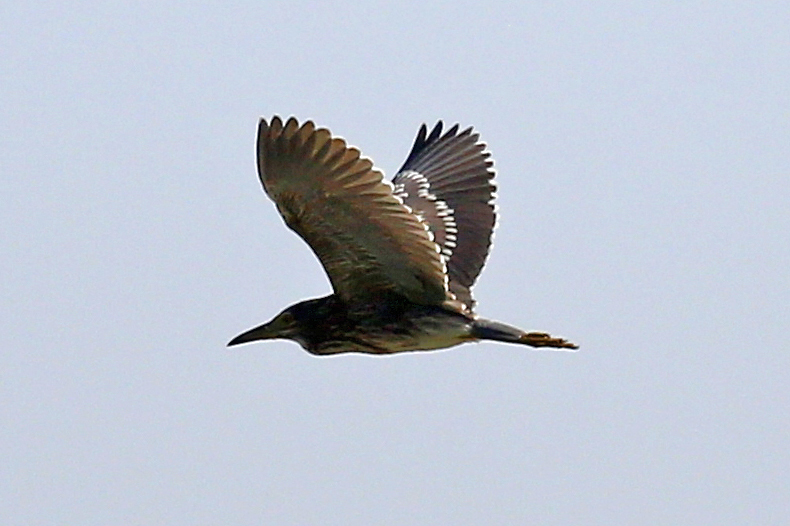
[{"left": 2, "top": 1, "right": 788, "bottom": 524}]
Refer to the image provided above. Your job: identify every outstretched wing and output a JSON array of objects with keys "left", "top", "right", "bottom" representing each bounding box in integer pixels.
[
  {"left": 257, "top": 116, "right": 459, "bottom": 309},
  {"left": 392, "top": 122, "right": 496, "bottom": 311}
]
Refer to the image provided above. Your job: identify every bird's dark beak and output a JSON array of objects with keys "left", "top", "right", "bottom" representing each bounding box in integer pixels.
[
  {"left": 227, "top": 312, "right": 296, "bottom": 347},
  {"left": 227, "top": 323, "right": 275, "bottom": 347}
]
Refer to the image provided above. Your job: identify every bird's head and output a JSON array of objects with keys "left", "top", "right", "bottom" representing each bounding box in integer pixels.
[{"left": 227, "top": 307, "right": 303, "bottom": 347}]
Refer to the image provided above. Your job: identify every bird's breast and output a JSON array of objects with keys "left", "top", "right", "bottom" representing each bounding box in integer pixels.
[{"left": 311, "top": 305, "right": 475, "bottom": 355}]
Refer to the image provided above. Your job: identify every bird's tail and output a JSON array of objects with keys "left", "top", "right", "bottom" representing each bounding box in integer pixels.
[{"left": 471, "top": 319, "right": 578, "bottom": 350}]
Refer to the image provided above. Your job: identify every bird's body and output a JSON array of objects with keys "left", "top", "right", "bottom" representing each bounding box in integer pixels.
[
  {"left": 240, "top": 293, "right": 473, "bottom": 355},
  {"left": 228, "top": 116, "right": 577, "bottom": 354}
]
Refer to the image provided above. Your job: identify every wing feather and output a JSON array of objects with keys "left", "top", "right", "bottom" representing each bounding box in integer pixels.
[
  {"left": 393, "top": 122, "right": 497, "bottom": 311},
  {"left": 257, "top": 116, "right": 459, "bottom": 309}
]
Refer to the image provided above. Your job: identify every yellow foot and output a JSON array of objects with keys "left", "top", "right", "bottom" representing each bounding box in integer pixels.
[{"left": 519, "top": 332, "right": 579, "bottom": 350}]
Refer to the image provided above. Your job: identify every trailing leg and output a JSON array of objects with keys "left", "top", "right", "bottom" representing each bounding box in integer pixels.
[{"left": 471, "top": 318, "right": 578, "bottom": 350}]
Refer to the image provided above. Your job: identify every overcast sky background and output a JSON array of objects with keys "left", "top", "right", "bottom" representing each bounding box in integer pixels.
[{"left": 2, "top": 1, "right": 788, "bottom": 524}]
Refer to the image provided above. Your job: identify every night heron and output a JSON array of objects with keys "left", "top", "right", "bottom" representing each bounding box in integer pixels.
[{"left": 228, "top": 116, "right": 577, "bottom": 355}]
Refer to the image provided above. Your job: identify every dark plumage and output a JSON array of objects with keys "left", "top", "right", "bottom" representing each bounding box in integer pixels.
[{"left": 228, "top": 116, "right": 577, "bottom": 355}]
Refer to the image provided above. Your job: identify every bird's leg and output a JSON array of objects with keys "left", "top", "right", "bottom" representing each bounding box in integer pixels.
[
  {"left": 518, "top": 332, "right": 579, "bottom": 350},
  {"left": 472, "top": 319, "right": 578, "bottom": 350}
]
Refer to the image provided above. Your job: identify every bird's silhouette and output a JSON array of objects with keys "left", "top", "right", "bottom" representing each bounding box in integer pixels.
[{"left": 228, "top": 116, "right": 577, "bottom": 355}]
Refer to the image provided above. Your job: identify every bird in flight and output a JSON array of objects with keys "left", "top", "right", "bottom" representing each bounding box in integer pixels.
[{"left": 228, "top": 116, "right": 577, "bottom": 355}]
